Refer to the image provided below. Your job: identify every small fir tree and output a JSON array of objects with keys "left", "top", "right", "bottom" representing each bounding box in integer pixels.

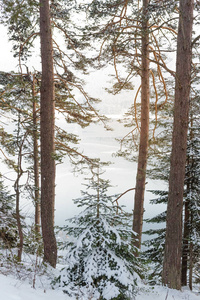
[
  {"left": 56, "top": 164, "right": 142, "bottom": 300},
  {"left": 142, "top": 190, "right": 167, "bottom": 284},
  {"left": 0, "top": 177, "right": 17, "bottom": 249}
]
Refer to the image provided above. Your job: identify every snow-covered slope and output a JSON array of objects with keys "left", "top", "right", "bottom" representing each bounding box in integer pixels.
[
  {"left": 136, "top": 285, "right": 199, "bottom": 300},
  {"left": 0, "top": 273, "right": 69, "bottom": 300},
  {"left": 0, "top": 273, "right": 199, "bottom": 300}
]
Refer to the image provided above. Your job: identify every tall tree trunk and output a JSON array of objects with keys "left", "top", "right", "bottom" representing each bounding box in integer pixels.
[
  {"left": 32, "top": 74, "right": 40, "bottom": 237},
  {"left": 132, "top": 0, "right": 149, "bottom": 250},
  {"left": 14, "top": 115, "right": 25, "bottom": 262},
  {"left": 15, "top": 153, "right": 23, "bottom": 262},
  {"left": 40, "top": 0, "right": 57, "bottom": 267},
  {"left": 162, "top": 0, "right": 194, "bottom": 289}
]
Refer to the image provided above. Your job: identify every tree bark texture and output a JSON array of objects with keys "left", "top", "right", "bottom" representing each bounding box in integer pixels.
[
  {"left": 40, "top": 0, "right": 57, "bottom": 267},
  {"left": 133, "top": 0, "right": 150, "bottom": 250},
  {"left": 162, "top": 0, "right": 194, "bottom": 289}
]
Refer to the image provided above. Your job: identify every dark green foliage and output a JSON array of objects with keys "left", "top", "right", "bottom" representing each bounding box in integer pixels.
[
  {"left": 142, "top": 190, "right": 167, "bottom": 284},
  {"left": 143, "top": 92, "right": 200, "bottom": 285},
  {"left": 1, "top": 0, "right": 39, "bottom": 60},
  {"left": 54, "top": 165, "right": 142, "bottom": 299},
  {"left": 0, "top": 177, "right": 17, "bottom": 248},
  {"left": 23, "top": 225, "right": 43, "bottom": 256},
  {"left": 183, "top": 112, "right": 200, "bottom": 277}
]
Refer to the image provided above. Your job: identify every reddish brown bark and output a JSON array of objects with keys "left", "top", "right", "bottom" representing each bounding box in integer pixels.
[
  {"left": 162, "top": 0, "right": 194, "bottom": 289},
  {"left": 40, "top": 0, "right": 57, "bottom": 267},
  {"left": 132, "top": 0, "right": 150, "bottom": 250}
]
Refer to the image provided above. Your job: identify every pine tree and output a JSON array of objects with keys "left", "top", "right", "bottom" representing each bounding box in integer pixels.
[
  {"left": 162, "top": 0, "right": 194, "bottom": 289},
  {"left": 181, "top": 104, "right": 200, "bottom": 288},
  {"left": 39, "top": 0, "right": 57, "bottom": 268},
  {"left": 1, "top": 0, "right": 107, "bottom": 267},
  {"left": 55, "top": 164, "right": 142, "bottom": 300},
  {"left": 143, "top": 90, "right": 200, "bottom": 287},
  {"left": 85, "top": 0, "right": 179, "bottom": 250},
  {"left": 0, "top": 71, "right": 37, "bottom": 261},
  {"left": 143, "top": 115, "right": 200, "bottom": 287},
  {"left": 141, "top": 90, "right": 174, "bottom": 284},
  {"left": 132, "top": 0, "right": 150, "bottom": 251}
]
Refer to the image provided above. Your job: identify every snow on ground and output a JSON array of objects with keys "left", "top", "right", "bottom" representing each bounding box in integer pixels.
[
  {"left": 0, "top": 273, "right": 199, "bottom": 300},
  {"left": 0, "top": 273, "right": 70, "bottom": 300},
  {"left": 136, "top": 285, "right": 200, "bottom": 300}
]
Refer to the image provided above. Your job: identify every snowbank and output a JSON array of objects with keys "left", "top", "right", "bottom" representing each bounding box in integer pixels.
[
  {"left": 0, "top": 274, "right": 70, "bottom": 300},
  {"left": 136, "top": 285, "right": 199, "bottom": 300},
  {"left": 0, "top": 273, "right": 199, "bottom": 300}
]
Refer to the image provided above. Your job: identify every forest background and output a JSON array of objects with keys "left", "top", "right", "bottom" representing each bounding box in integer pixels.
[
  {"left": 0, "top": 0, "right": 199, "bottom": 299},
  {"left": 0, "top": 22, "right": 164, "bottom": 229}
]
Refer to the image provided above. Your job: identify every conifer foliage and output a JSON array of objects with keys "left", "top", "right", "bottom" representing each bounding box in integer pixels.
[
  {"left": 0, "top": 178, "right": 17, "bottom": 249},
  {"left": 56, "top": 164, "right": 141, "bottom": 300}
]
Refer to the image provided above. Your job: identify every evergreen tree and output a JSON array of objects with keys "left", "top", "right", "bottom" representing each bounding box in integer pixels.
[
  {"left": 181, "top": 102, "right": 200, "bottom": 288},
  {"left": 0, "top": 0, "right": 107, "bottom": 267},
  {"left": 142, "top": 191, "right": 167, "bottom": 284},
  {"left": 141, "top": 90, "right": 174, "bottom": 285},
  {"left": 143, "top": 92, "right": 200, "bottom": 288},
  {"left": 0, "top": 177, "right": 17, "bottom": 249},
  {"left": 39, "top": 0, "right": 57, "bottom": 268},
  {"left": 143, "top": 115, "right": 200, "bottom": 287},
  {"left": 55, "top": 164, "right": 142, "bottom": 300},
  {"left": 0, "top": 71, "right": 37, "bottom": 261},
  {"left": 85, "top": 0, "right": 179, "bottom": 250},
  {"left": 162, "top": 0, "right": 194, "bottom": 289}
]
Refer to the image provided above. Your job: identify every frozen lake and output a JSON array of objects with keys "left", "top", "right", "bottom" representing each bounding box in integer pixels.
[{"left": 55, "top": 115, "right": 166, "bottom": 237}]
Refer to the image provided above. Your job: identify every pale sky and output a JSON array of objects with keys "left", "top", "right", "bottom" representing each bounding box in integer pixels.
[{"left": 0, "top": 23, "right": 166, "bottom": 230}]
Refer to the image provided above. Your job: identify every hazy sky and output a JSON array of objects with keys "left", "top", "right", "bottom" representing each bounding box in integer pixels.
[
  {"left": 0, "top": 25, "right": 17, "bottom": 71},
  {"left": 0, "top": 23, "right": 166, "bottom": 232}
]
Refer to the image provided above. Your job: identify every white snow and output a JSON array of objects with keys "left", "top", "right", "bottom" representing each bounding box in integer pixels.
[
  {"left": 0, "top": 273, "right": 199, "bottom": 300},
  {"left": 136, "top": 285, "right": 200, "bottom": 300},
  {"left": 0, "top": 273, "right": 70, "bottom": 300}
]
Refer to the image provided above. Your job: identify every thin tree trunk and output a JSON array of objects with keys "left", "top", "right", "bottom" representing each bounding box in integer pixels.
[
  {"left": 32, "top": 74, "right": 40, "bottom": 237},
  {"left": 14, "top": 116, "right": 25, "bottom": 262},
  {"left": 40, "top": 0, "right": 57, "bottom": 267},
  {"left": 15, "top": 163, "right": 23, "bottom": 261},
  {"left": 162, "top": 0, "right": 194, "bottom": 289},
  {"left": 133, "top": 0, "right": 149, "bottom": 250}
]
